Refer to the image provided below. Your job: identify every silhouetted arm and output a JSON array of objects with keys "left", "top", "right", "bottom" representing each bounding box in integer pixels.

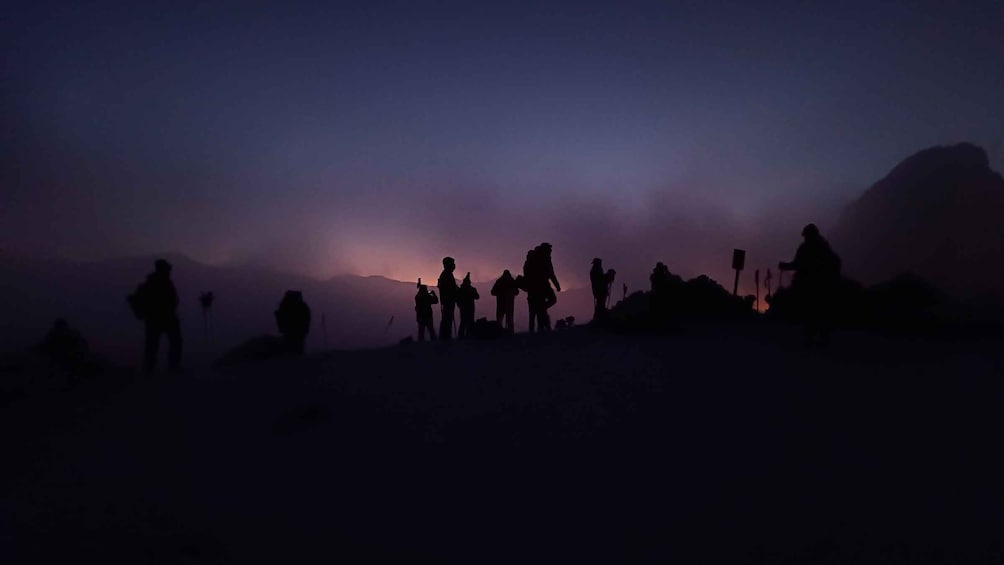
[
  {"left": 779, "top": 244, "right": 807, "bottom": 271},
  {"left": 548, "top": 268, "right": 561, "bottom": 292}
]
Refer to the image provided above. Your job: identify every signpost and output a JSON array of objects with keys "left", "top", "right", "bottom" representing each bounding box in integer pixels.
[{"left": 731, "top": 249, "right": 746, "bottom": 296}]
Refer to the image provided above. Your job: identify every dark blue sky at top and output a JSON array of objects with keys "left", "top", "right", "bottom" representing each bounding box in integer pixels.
[{"left": 3, "top": 0, "right": 1002, "bottom": 288}]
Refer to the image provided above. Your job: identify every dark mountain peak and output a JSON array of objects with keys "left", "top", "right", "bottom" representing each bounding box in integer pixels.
[
  {"left": 884, "top": 142, "right": 990, "bottom": 182},
  {"left": 833, "top": 143, "right": 1004, "bottom": 300},
  {"left": 851, "top": 143, "right": 999, "bottom": 211}
]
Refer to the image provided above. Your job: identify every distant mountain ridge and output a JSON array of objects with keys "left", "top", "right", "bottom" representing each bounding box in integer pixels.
[{"left": 832, "top": 142, "right": 1004, "bottom": 302}]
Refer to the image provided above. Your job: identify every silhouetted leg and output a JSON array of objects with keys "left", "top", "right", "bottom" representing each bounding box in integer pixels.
[
  {"left": 144, "top": 322, "right": 161, "bottom": 373},
  {"left": 418, "top": 322, "right": 426, "bottom": 342},
  {"left": 428, "top": 320, "right": 436, "bottom": 341},
  {"left": 440, "top": 305, "right": 453, "bottom": 341},
  {"left": 505, "top": 306, "right": 514, "bottom": 333},
  {"left": 166, "top": 317, "right": 182, "bottom": 370},
  {"left": 496, "top": 302, "right": 504, "bottom": 325}
]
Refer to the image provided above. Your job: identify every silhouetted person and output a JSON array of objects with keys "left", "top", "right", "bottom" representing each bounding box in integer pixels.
[
  {"left": 490, "top": 269, "right": 519, "bottom": 333},
  {"left": 590, "top": 258, "right": 608, "bottom": 322},
  {"left": 456, "top": 272, "right": 480, "bottom": 339},
  {"left": 415, "top": 282, "right": 438, "bottom": 341},
  {"left": 522, "top": 247, "right": 546, "bottom": 333},
  {"left": 779, "top": 223, "right": 842, "bottom": 346},
  {"left": 438, "top": 257, "right": 459, "bottom": 341},
  {"left": 523, "top": 243, "right": 561, "bottom": 333},
  {"left": 129, "top": 259, "right": 182, "bottom": 373},
  {"left": 650, "top": 262, "right": 671, "bottom": 321},
  {"left": 275, "top": 290, "right": 311, "bottom": 354}
]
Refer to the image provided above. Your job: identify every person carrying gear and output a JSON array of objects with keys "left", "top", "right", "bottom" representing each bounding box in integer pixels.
[
  {"left": 129, "top": 259, "right": 183, "bottom": 373},
  {"left": 275, "top": 290, "right": 312, "bottom": 354},
  {"left": 456, "top": 272, "right": 480, "bottom": 339},
  {"left": 415, "top": 281, "right": 439, "bottom": 341},
  {"left": 778, "top": 223, "right": 842, "bottom": 346},
  {"left": 490, "top": 269, "right": 519, "bottom": 334}
]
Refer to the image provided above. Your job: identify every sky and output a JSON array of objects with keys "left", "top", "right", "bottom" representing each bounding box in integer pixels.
[{"left": 3, "top": 0, "right": 1003, "bottom": 292}]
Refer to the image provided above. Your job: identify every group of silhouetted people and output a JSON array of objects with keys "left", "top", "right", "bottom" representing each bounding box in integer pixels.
[
  {"left": 128, "top": 259, "right": 315, "bottom": 373},
  {"left": 420, "top": 242, "right": 563, "bottom": 340},
  {"left": 431, "top": 256, "right": 485, "bottom": 341},
  {"left": 126, "top": 224, "right": 840, "bottom": 373}
]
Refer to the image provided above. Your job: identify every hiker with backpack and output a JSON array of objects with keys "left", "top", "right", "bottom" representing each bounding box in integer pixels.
[
  {"left": 523, "top": 243, "right": 560, "bottom": 333},
  {"left": 456, "top": 273, "right": 480, "bottom": 339},
  {"left": 490, "top": 269, "right": 519, "bottom": 334},
  {"left": 415, "top": 281, "right": 439, "bottom": 341},
  {"left": 275, "top": 290, "right": 312, "bottom": 354},
  {"left": 129, "top": 259, "right": 182, "bottom": 373}
]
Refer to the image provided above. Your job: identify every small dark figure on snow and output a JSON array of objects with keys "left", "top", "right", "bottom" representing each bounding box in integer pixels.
[
  {"left": 456, "top": 273, "right": 480, "bottom": 339},
  {"left": 275, "top": 290, "right": 312, "bottom": 354},
  {"left": 129, "top": 259, "right": 182, "bottom": 373},
  {"left": 490, "top": 269, "right": 519, "bottom": 333},
  {"left": 415, "top": 281, "right": 439, "bottom": 342}
]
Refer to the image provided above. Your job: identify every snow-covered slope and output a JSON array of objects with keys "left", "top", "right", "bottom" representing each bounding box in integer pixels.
[{"left": 3, "top": 324, "right": 1003, "bottom": 563}]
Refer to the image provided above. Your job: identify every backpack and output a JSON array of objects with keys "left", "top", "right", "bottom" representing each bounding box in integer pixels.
[{"left": 127, "top": 281, "right": 150, "bottom": 320}]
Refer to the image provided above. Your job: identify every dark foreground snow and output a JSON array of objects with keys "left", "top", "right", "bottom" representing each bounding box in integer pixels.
[{"left": 3, "top": 324, "right": 1004, "bottom": 563}]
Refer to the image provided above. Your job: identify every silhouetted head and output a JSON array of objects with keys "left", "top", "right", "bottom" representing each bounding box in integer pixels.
[
  {"left": 592, "top": 258, "right": 602, "bottom": 266},
  {"left": 802, "top": 223, "right": 820, "bottom": 239},
  {"left": 418, "top": 284, "right": 428, "bottom": 293},
  {"left": 540, "top": 242, "right": 552, "bottom": 255},
  {"left": 154, "top": 259, "right": 172, "bottom": 275},
  {"left": 442, "top": 256, "right": 456, "bottom": 272},
  {"left": 462, "top": 272, "right": 471, "bottom": 286},
  {"left": 502, "top": 269, "right": 511, "bottom": 277}
]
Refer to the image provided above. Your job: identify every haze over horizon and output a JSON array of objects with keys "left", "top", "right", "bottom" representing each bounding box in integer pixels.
[{"left": 4, "top": 0, "right": 1003, "bottom": 291}]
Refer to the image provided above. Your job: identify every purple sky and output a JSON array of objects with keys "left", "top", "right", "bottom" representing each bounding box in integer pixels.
[{"left": 3, "top": 0, "right": 1003, "bottom": 292}]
